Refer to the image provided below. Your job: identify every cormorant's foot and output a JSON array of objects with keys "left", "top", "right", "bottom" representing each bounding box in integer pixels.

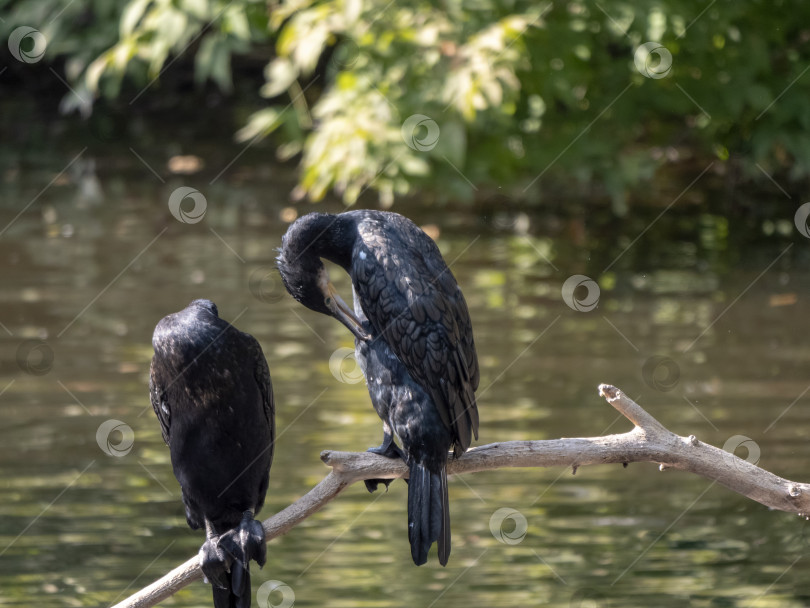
[
  {"left": 218, "top": 511, "right": 267, "bottom": 574},
  {"left": 364, "top": 477, "right": 393, "bottom": 493},
  {"left": 199, "top": 536, "right": 231, "bottom": 590},
  {"left": 364, "top": 432, "right": 406, "bottom": 492},
  {"left": 367, "top": 441, "right": 406, "bottom": 461}
]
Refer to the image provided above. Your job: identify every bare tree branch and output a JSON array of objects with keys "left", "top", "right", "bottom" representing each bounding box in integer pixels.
[{"left": 111, "top": 384, "right": 810, "bottom": 608}]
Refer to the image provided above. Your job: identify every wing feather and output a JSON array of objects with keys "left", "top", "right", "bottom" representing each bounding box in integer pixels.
[
  {"left": 149, "top": 358, "right": 171, "bottom": 445},
  {"left": 245, "top": 334, "right": 275, "bottom": 469},
  {"left": 352, "top": 214, "right": 479, "bottom": 455}
]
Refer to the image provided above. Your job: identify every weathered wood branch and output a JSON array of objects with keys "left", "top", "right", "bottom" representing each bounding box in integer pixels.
[{"left": 112, "top": 384, "right": 810, "bottom": 608}]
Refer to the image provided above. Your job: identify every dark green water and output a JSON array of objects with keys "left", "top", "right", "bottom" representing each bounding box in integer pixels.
[{"left": 1, "top": 153, "right": 810, "bottom": 608}]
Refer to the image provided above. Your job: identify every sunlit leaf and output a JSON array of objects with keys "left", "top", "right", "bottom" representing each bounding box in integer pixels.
[{"left": 262, "top": 58, "right": 299, "bottom": 98}]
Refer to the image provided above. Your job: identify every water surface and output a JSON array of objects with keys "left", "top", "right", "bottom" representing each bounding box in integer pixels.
[{"left": 1, "top": 150, "right": 809, "bottom": 607}]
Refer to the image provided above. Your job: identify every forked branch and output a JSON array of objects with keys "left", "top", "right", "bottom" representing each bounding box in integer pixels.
[{"left": 112, "top": 384, "right": 810, "bottom": 608}]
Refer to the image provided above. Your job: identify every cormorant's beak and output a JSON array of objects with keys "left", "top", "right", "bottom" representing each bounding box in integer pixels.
[{"left": 326, "top": 283, "right": 371, "bottom": 341}]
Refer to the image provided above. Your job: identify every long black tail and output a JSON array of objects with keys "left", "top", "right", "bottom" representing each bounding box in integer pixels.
[
  {"left": 211, "top": 562, "right": 252, "bottom": 608},
  {"left": 408, "top": 460, "right": 450, "bottom": 566}
]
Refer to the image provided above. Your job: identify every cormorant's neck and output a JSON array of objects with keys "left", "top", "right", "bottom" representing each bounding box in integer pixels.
[{"left": 303, "top": 213, "right": 357, "bottom": 271}]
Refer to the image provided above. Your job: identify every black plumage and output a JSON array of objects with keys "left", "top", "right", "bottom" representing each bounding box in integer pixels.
[
  {"left": 150, "top": 299, "right": 274, "bottom": 608},
  {"left": 277, "top": 210, "right": 479, "bottom": 566}
]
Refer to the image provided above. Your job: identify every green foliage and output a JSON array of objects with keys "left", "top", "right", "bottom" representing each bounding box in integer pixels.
[
  {"left": 245, "top": 1, "right": 542, "bottom": 205},
  {"left": 247, "top": 0, "right": 810, "bottom": 206},
  {"left": 0, "top": 0, "right": 122, "bottom": 92},
  {"left": 84, "top": 0, "right": 271, "bottom": 98},
  {"left": 0, "top": 0, "right": 120, "bottom": 60},
  {"left": 8, "top": 0, "right": 810, "bottom": 206}
]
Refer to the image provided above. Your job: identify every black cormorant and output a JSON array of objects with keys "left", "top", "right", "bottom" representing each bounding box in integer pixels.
[
  {"left": 277, "top": 211, "right": 479, "bottom": 566},
  {"left": 150, "top": 299, "right": 274, "bottom": 608}
]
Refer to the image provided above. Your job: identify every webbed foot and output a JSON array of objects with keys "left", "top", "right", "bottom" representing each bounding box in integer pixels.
[
  {"left": 200, "top": 535, "right": 230, "bottom": 590},
  {"left": 218, "top": 511, "right": 267, "bottom": 574},
  {"left": 365, "top": 431, "right": 406, "bottom": 493},
  {"left": 199, "top": 511, "right": 266, "bottom": 602}
]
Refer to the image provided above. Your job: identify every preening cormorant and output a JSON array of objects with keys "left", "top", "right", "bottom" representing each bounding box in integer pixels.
[
  {"left": 150, "top": 299, "right": 274, "bottom": 608},
  {"left": 277, "top": 210, "right": 479, "bottom": 566}
]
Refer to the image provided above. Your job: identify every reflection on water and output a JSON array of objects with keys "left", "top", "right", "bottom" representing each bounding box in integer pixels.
[{"left": 1, "top": 157, "right": 809, "bottom": 608}]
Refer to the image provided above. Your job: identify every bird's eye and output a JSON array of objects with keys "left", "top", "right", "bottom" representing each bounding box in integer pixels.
[{"left": 325, "top": 297, "right": 332, "bottom": 306}]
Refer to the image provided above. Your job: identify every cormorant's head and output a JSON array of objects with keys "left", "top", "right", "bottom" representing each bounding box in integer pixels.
[
  {"left": 277, "top": 213, "right": 370, "bottom": 341},
  {"left": 152, "top": 299, "right": 220, "bottom": 354},
  {"left": 188, "top": 299, "right": 219, "bottom": 317}
]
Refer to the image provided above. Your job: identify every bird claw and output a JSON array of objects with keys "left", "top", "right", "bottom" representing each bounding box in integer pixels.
[
  {"left": 199, "top": 537, "right": 231, "bottom": 589},
  {"left": 365, "top": 434, "right": 407, "bottom": 492},
  {"left": 364, "top": 478, "right": 393, "bottom": 493},
  {"left": 367, "top": 441, "right": 405, "bottom": 461},
  {"left": 200, "top": 512, "right": 266, "bottom": 589},
  {"left": 221, "top": 512, "right": 266, "bottom": 567}
]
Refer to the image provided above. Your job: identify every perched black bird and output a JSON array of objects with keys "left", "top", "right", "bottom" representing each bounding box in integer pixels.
[
  {"left": 150, "top": 299, "right": 274, "bottom": 608},
  {"left": 277, "top": 210, "right": 479, "bottom": 566}
]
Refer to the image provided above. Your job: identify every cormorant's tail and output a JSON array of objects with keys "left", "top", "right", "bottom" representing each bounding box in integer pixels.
[
  {"left": 408, "top": 460, "right": 450, "bottom": 566},
  {"left": 211, "top": 561, "right": 252, "bottom": 608}
]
